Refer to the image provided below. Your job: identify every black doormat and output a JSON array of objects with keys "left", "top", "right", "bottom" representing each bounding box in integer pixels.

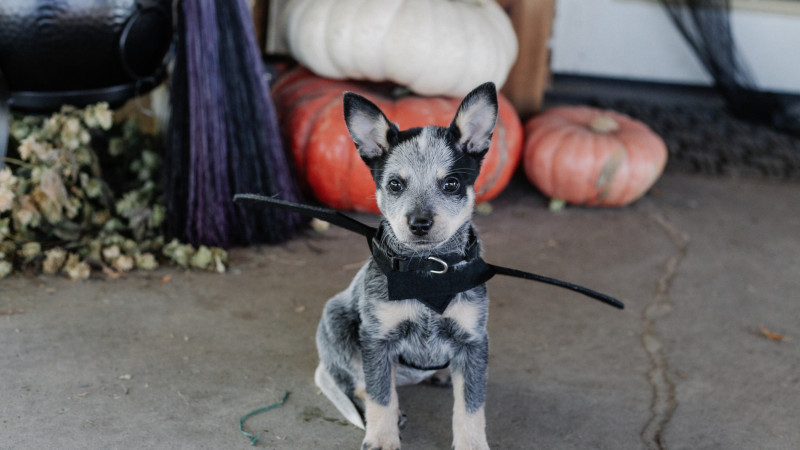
[{"left": 585, "top": 98, "right": 800, "bottom": 181}]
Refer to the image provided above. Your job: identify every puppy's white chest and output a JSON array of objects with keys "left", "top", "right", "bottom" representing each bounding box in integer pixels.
[
  {"left": 373, "top": 294, "right": 484, "bottom": 338},
  {"left": 373, "top": 300, "right": 425, "bottom": 335},
  {"left": 442, "top": 295, "right": 484, "bottom": 332}
]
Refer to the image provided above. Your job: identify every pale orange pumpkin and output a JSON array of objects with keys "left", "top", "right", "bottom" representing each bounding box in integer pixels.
[{"left": 523, "top": 106, "right": 667, "bottom": 207}]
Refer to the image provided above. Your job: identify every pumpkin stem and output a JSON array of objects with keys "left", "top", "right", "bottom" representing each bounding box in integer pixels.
[{"left": 588, "top": 115, "right": 620, "bottom": 134}]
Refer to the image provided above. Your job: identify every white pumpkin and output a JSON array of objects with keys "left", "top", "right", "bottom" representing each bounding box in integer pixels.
[{"left": 281, "top": 0, "right": 518, "bottom": 97}]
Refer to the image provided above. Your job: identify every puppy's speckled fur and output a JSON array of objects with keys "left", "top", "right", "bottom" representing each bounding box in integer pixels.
[{"left": 315, "top": 83, "right": 498, "bottom": 450}]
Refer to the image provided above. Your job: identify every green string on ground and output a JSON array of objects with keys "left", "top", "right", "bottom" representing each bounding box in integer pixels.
[{"left": 239, "top": 391, "right": 290, "bottom": 446}]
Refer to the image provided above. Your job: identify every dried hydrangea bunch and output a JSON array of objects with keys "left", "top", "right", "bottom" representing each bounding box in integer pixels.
[{"left": 0, "top": 103, "right": 227, "bottom": 279}]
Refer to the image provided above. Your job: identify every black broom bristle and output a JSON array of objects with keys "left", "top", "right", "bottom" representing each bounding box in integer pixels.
[{"left": 166, "top": 0, "right": 305, "bottom": 248}]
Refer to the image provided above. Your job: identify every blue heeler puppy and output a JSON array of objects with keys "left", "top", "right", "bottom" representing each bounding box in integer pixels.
[{"left": 315, "top": 82, "right": 498, "bottom": 450}]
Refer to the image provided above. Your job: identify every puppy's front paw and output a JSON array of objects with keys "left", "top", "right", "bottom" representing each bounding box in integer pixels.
[
  {"left": 362, "top": 436, "right": 401, "bottom": 450},
  {"left": 362, "top": 418, "right": 401, "bottom": 450},
  {"left": 451, "top": 439, "right": 489, "bottom": 450},
  {"left": 363, "top": 397, "right": 401, "bottom": 449},
  {"left": 362, "top": 419, "right": 401, "bottom": 450},
  {"left": 452, "top": 404, "right": 488, "bottom": 450}
]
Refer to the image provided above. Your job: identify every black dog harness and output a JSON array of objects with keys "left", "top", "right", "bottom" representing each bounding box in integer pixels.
[{"left": 233, "top": 194, "right": 624, "bottom": 313}]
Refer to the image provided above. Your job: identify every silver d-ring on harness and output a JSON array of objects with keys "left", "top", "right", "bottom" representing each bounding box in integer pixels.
[{"left": 427, "top": 256, "right": 448, "bottom": 274}]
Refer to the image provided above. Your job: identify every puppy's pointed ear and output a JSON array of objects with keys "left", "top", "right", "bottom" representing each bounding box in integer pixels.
[
  {"left": 343, "top": 92, "right": 397, "bottom": 164},
  {"left": 449, "top": 82, "right": 498, "bottom": 157}
]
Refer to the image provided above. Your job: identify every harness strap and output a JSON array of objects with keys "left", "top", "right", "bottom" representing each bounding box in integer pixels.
[
  {"left": 234, "top": 193, "right": 376, "bottom": 240},
  {"left": 399, "top": 355, "right": 450, "bottom": 372},
  {"left": 233, "top": 194, "right": 624, "bottom": 310},
  {"left": 486, "top": 264, "right": 624, "bottom": 310}
]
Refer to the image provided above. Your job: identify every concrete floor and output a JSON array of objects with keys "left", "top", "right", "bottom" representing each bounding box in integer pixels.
[{"left": 1, "top": 173, "right": 798, "bottom": 450}]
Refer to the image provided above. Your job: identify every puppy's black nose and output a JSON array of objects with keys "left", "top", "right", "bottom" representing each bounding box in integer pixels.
[{"left": 408, "top": 215, "right": 433, "bottom": 236}]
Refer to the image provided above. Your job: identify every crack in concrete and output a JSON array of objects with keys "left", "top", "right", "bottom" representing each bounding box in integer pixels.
[{"left": 639, "top": 207, "right": 690, "bottom": 450}]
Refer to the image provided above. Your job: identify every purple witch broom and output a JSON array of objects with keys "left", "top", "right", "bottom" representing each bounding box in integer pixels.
[{"left": 165, "top": 0, "right": 304, "bottom": 248}]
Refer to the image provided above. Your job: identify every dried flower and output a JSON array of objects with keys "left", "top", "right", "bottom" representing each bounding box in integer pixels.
[
  {"left": 10, "top": 118, "right": 33, "bottom": 141},
  {"left": 190, "top": 245, "right": 213, "bottom": 269},
  {"left": 102, "top": 245, "right": 121, "bottom": 262},
  {"left": 91, "top": 210, "right": 111, "bottom": 227},
  {"left": 20, "top": 242, "right": 42, "bottom": 261},
  {"left": 0, "top": 261, "right": 12, "bottom": 278},
  {"left": 211, "top": 248, "right": 228, "bottom": 274},
  {"left": 42, "top": 247, "right": 67, "bottom": 274},
  {"left": 0, "top": 218, "right": 10, "bottom": 240},
  {"left": 164, "top": 239, "right": 194, "bottom": 268},
  {"left": 18, "top": 136, "right": 56, "bottom": 163},
  {"left": 73, "top": 147, "right": 93, "bottom": 167},
  {"left": 102, "top": 218, "right": 126, "bottom": 232},
  {"left": 64, "top": 117, "right": 81, "bottom": 135},
  {"left": 40, "top": 168, "right": 73, "bottom": 214},
  {"left": 2, "top": 103, "right": 227, "bottom": 279},
  {"left": 135, "top": 252, "right": 158, "bottom": 270},
  {"left": 112, "top": 254, "right": 134, "bottom": 272},
  {"left": 31, "top": 187, "right": 63, "bottom": 224},
  {"left": 0, "top": 167, "right": 17, "bottom": 187},
  {"left": 83, "top": 103, "right": 113, "bottom": 130},
  {"left": 0, "top": 241, "right": 16, "bottom": 258},
  {"left": 115, "top": 191, "right": 141, "bottom": 215},
  {"left": 13, "top": 195, "right": 41, "bottom": 229},
  {"left": 108, "top": 137, "right": 125, "bottom": 157},
  {"left": 86, "top": 239, "right": 103, "bottom": 262},
  {"left": 151, "top": 204, "right": 165, "bottom": 228},
  {"left": 121, "top": 239, "right": 137, "bottom": 255},
  {"left": 63, "top": 253, "right": 91, "bottom": 280},
  {"left": 79, "top": 173, "right": 103, "bottom": 199},
  {"left": 0, "top": 186, "right": 14, "bottom": 213}
]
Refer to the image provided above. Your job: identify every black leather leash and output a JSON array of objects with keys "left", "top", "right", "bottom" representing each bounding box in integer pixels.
[{"left": 234, "top": 193, "right": 624, "bottom": 311}]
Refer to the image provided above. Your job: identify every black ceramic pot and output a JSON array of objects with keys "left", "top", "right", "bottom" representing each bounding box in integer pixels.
[{"left": 0, "top": 0, "right": 173, "bottom": 112}]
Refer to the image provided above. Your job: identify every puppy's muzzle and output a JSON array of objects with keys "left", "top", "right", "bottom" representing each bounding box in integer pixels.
[{"left": 408, "top": 215, "right": 433, "bottom": 236}]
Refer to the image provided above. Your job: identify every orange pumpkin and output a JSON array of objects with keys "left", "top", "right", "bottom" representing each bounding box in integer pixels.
[
  {"left": 272, "top": 68, "right": 523, "bottom": 213},
  {"left": 523, "top": 106, "right": 667, "bottom": 207}
]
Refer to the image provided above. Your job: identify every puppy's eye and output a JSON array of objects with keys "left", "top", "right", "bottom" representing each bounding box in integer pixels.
[
  {"left": 387, "top": 179, "right": 405, "bottom": 193},
  {"left": 441, "top": 177, "right": 460, "bottom": 194}
]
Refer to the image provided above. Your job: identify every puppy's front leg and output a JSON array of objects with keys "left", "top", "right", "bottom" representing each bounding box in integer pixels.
[
  {"left": 361, "top": 340, "right": 401, "bottom": 450},
  {"left": 451, "top": 337, "right": 490, "bottom": 450}
]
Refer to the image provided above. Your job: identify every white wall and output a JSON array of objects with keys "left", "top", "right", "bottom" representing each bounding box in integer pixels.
[{"left": 550, "top": 0, "right": 800, "bottom": 94}]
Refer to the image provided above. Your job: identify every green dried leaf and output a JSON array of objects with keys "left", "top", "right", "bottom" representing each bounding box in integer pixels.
[{"left": 51, "top": 220, "right": 82, "bottom": 242}]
